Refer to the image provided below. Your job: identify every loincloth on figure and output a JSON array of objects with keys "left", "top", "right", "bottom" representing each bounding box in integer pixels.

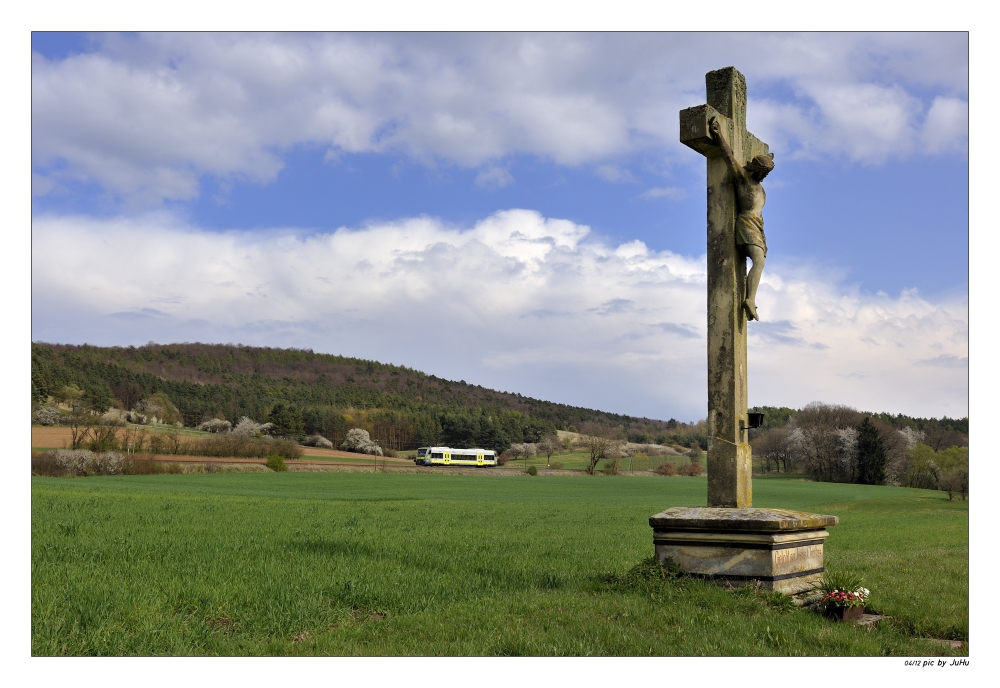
[{"left": 736, "top": 212, "right": 767, "bottom": 256}]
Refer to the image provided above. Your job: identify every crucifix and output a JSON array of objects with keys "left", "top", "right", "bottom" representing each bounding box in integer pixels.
[
  {"left": 648, "top": 68, "right": 835, "bottom": 596},
  {"left": 680, "top": 66, "right": 773, "bottom": 508}
]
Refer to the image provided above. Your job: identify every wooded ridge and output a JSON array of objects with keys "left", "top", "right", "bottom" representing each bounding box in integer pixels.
[
  {"left": 32, "top": 342, "right": 966, "bottom": 453},
  {"left": 31, "top": 342, "right": 702, "bottom": 450}
]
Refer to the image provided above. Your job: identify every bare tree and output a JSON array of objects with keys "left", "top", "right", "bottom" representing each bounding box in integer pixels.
[
  {"left": 751, "top": 427, "right": 791, "bottom": 473},
  {"left": 66, "top": 408, "right": 95, "bottom": 449},
  {"left": 579, "top": 422, "right": 625, "bottom": 475},
  {"left": 509, "top": 443, "right": 536, "bottom": 471},
  {"left": 165, "top": 431, "right": 182, "bottom": 455},
  {"left": 924, "top": 425, "right": 968, "bottom": 452},
  {"left": 537, "top": 435, "right": 561, "bottom": 468},
  {"left": 122, "top": 426, "right": 148, "bottom": 454},
  {"left": 604, "top": 440, "right": 630, "bottom": 475},
  {"left": 939, "top": 466, "right": 969, "bottom": 501}
]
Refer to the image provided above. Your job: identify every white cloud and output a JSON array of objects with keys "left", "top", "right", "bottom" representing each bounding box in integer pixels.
[
  {"left": 31, "top": 32, "right": 968, "bottom": 204},
  {"left": 595, "top": 165, "right": 637, "bottom": 183},
  {"left": 475, "top": 166, "right": 514, "bottom": 189},
  {"left": 639, "top": 186, "right": 686, "bottom": 200},
  {"left": 31, "top": 209, "right": 968, "bottom": 420},
  {"left": 748, "top": 83, "right": 968, "bottom": 164},
  {"left": 921, "top": 97, "right": 969, "bottom": 155}
]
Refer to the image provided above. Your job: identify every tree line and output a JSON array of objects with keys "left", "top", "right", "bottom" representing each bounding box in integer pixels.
[
  {"left": 32, "top": 343, "right": 967, "bottom": 473},
  {"left": 749, "top": 402, "right": 969, "bottom": 499},
  {"left": 31, "top": 342, "right": 690, "bottom": 443}
]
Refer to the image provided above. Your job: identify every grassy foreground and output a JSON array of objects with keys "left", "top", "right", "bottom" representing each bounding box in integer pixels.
[{"left": 31, "top": 472, "right": 967, "bottom": 656}]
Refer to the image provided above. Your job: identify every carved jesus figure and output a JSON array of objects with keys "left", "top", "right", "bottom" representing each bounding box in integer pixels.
[{"left": 709, "top": 116, "right": 774, "bottom": 321}]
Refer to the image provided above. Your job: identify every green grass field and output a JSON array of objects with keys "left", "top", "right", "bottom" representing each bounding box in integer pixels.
[
  {"left": 504, "top": 448, "right": 702, "bottom": 473},
  {"left": 31, "top": 472, "right": 967, "bottom": 656}
]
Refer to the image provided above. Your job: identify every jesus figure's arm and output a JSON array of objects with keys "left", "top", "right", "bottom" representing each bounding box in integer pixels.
[{"left": 709, "top": 117, "right": 748, "bottom": 184}]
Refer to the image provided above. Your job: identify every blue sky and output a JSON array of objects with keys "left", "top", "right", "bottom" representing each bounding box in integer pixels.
[{"left": 31, "top": 32, "right": 969, "bottom": 421}]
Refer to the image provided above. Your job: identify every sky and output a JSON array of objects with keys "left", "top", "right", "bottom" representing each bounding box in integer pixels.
[{"left": 30, "top": 32, "right": 969, "bottom": 422}]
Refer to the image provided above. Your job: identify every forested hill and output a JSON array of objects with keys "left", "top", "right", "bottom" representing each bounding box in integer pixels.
[{"left": 31, "top": 342, "right": 694, "bottom": 449}]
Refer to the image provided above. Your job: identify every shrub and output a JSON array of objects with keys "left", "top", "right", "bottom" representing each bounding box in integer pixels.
[
  {"left": 86, "top": 424, "right": 122, "bottom": 452},
  {"left": 31, "top": 451, "right": 183, "bottom": 477},
  {"left": 165, "top": 431, "right": 182, "bottom": 454},
  {"left": 148, "top": 431, "right": 180, "bottom": 454},
  {"left": 232, "top": 416, "right": 274, "bottom": 437},
  {"left": 549, "top": 461, "right": 563, "bottom": 469},
  {"left": 629, "top": 451, "right": 650, "bottom": 472},
  {"left": 939, "top": 467, "right": 969, "bottom": 501},
  {"left": 682, "top": 462, "right": 703, "bottom": 476},
  {"left": 31, "top": 453, "right": 62, "bottom": 476},
  {"left": 303, "top": 434, "right": 334, "bottom": 449},
  {"left": 497, "top": 452, "right": 509, "bottom": 466},
  {"left": 187, "top": 434, "right": 302, "bottom": 459},
  {"left": 637, "top": 444, "right": 678, "bottom": 458},
  {"left": 655, "top": 462, "right": 677, "bottom": 476},
  {"left": 196, "top": 418, "right": 233, "bottom": 433},
  {"left": 266, "top": 454, "right": 288, "bottom": 472},
  {"left": 33, "top": 407, "right": 64, "bottom": 426},
  {"left": 148, "top": 433, "right": 165, "bottom": 454},
  {"left": 526, "top": 465, "right": 538, "bottom": 476},
  {"left": 339, "top": 428, "right": 383, "bottom": 456},
  {"left": 101, "top": 408, "right": 129, "bottom": 425},
  {"left": 124, "top": 458, "right": 166, "bottom": 475},
  {"left": 47, "top": 449, "right": 126, "bottom": 476}
]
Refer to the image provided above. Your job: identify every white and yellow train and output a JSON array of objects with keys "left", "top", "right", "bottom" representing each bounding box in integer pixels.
[{"left": 414, "top": 446, "right": 498, "bottom": 467}]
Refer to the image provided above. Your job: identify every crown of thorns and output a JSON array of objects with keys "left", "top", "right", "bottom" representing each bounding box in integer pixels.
[{"left": 749, "top": 153, "right": 775, "bottom": 171}]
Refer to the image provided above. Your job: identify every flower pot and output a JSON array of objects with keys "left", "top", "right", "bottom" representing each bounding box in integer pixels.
[{"left": 825, "top": 605, "right": 864, "bottom": 621}]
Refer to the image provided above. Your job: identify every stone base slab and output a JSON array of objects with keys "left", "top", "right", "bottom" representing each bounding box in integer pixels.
[{"left": 650, "top": 507, "right": 839, "bottom": 595}]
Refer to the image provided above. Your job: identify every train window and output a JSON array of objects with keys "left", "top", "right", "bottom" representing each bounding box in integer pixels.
[{"left": 431, "top": 452, "right": 444, "bottom": 459}]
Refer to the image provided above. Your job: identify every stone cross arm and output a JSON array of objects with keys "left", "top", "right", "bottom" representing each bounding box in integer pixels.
[{"left": 679, "top": 104, "right": 770, "bottom": 163}]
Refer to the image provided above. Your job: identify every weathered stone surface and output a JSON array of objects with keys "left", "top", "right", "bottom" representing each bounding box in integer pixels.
[
  {"left": 649, "top": 507, "right": 839, "bottom": 532},
  {"left": 680, "top": 66, "right": 770, "bottom": 508},
  {"left": 679, "top": 104, "right": 723, "bottom": 156},
  {"left": 655, "top": 68, "right": 837, "bottom": 596},
  {"left": 650, "top": 507, "right": 837, "bottom": 594}
]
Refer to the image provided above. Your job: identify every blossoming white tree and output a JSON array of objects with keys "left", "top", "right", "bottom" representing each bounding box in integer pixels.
[{"left": 340, "top": 428, "right": 383, "bottom": 456}]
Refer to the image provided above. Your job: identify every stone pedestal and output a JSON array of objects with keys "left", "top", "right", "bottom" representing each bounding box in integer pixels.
[{"left": 649, "top": 507, "right": 838, "bottom": 594}]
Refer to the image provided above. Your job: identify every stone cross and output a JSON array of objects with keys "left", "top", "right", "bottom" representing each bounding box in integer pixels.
[{"left": 679, "top": 67, "right": 769, "bottom": 508}]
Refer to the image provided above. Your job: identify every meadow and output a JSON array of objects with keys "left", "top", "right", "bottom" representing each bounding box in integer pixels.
[{"left": 31, "top": 471, "right": 967, "bottom": 656}]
